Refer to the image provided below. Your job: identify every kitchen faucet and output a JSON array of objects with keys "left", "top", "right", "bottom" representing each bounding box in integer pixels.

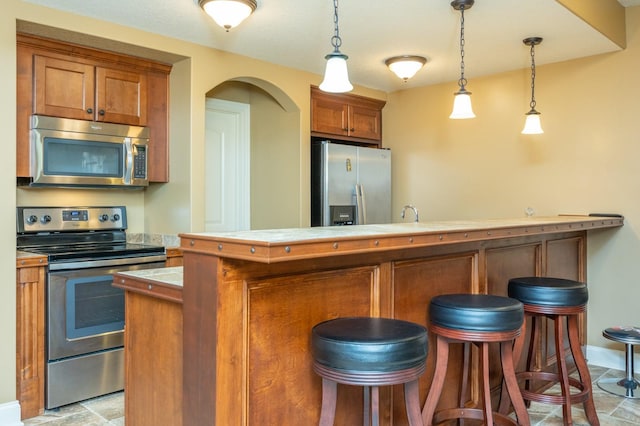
[{"left": 401, "top": 205, "right": 419, "bottom": 222}]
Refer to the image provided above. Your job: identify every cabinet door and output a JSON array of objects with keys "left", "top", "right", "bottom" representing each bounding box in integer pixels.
[
  {"left": 311, "top": 95, "right": 349, "bottom": 137},
  {"left": 96, "top": 67, "right": 148, "bottom": 126},
  {"left": 349, "top": 104, "right": 381, "bottom": 141},
  {"left": 33, "top": 55, "right": 95, "bottom": 120}
]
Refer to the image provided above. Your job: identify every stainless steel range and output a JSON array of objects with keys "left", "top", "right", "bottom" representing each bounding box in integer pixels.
[{"left": 16, "top": 206, "right": 166, "bottom": 409}]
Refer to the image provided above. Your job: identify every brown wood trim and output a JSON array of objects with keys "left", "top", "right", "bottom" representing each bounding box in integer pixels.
[
  {"left": 17, "top": 33, "right": 172, "bottom": 73},
  {"left": 113, "top": 275, "right": 182, "bottom": 304}
]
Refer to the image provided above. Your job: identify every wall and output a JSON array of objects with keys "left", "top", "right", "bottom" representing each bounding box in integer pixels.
[
  {"left": 384, "top": 6, "right": 640, "bottom": 349},
  {"left": 207, "top": 81, "right": 300, "bottom": 230}
]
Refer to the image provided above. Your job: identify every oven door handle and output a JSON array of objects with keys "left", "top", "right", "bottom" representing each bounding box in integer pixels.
[{"left": 47, "top": 254, "right": 167, "bottom": 271}]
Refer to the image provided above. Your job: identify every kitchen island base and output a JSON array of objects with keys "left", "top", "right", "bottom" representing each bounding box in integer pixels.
[{"left": 178, "top": 216, "right": 621, "bottom": 425}]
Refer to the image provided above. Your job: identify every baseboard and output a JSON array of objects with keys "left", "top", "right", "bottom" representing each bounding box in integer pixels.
[
  {"left": 0, "top": 400, "right": 24, "bottom": 426},
  {"left": 586, "top": 344, "right": 639, "bottom": 371}
]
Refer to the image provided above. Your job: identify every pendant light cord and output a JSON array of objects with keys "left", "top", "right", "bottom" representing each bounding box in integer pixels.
[
  {"left": 529, "top": 43, "right": 537, "bottom": 110},
  {"left": 458, "top": 7, "right": 467, "bottom": 90},
  {"left": 331, "top": 0, "right": 342, "bottom": 53}
]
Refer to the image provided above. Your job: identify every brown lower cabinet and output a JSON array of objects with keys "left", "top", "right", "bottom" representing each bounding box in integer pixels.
[
  {"left": 176, "top": 217, "right": 621, "bottom": 425},
  {"left": 16, "top": 254, "right": 47, "bottom": 420},
  {"left": 113, "top": 273, "right": 183, "bottom": 426}
]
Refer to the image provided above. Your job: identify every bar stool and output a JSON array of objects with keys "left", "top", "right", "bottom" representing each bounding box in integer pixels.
[
  {"left": 597, "top": 326, "right": 640, "bottom": 398},
  {"left": 421, "top": 294, "right": 530, "bottom": 426},
  {"left": 311, "top": 317, "right": 428, "bottom": 426},
  {"left": 502, "top": 277, "right": 599, "bottom": 425}
]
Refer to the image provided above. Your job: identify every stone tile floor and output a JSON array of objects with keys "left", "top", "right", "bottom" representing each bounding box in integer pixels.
[{"left": 22, "top": 365, "right": 640, "bottom": 425}]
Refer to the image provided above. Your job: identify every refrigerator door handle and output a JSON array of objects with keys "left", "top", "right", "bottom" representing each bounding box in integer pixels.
[{"left": 356, "top": 184, "right": 367, "bottom": 225}]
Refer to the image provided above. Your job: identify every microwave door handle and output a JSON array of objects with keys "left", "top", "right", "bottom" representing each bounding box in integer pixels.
[{"left": 124, "top": 137, "right": 133, "bottom": 184}]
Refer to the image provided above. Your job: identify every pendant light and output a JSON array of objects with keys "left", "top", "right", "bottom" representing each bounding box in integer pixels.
[
  {"left": 385, "top": 55, "right": 427, "bottom": 82},
  {"left": 319, "top": 0, "right": 353, "bottom": 93},
  {"left": 199, "top": 0, "right": 257, "bottom": 32},
  {"left": 449, "top": 0, "right": 475, "bottom": 119},
  {"left": 522, "top": 37, "right": 544, "bottom": 134}
]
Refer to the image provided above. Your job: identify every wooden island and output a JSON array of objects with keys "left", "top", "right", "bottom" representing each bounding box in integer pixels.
[{"left": 134, "top": 215, "right": 623, "bottom": 425}]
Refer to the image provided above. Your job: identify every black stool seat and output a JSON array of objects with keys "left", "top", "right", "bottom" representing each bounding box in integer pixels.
[
  {"left": 603, "top": 326, "right": 640, "bottom": 344},
  {"left": 598, "top": 326, "right": 640, "bottom": 399},
  {"left": 312, "top": 317, "right": 428, "bottom": 373},
  {"left": 311, "top": 317, "right": 428, "bottom": 425},
  {"left": 430, "top": 294, "right": 523, "bottom": 332},
  {"left": 508, "top": 276, "right": 588, "bottom": 307}
]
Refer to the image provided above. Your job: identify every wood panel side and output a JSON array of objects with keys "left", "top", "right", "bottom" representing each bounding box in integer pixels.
[
  {"left": 124, "top": 292, "right": 182, "bottom": 426},
  {"left": 392, "top": 253, "right": 476, "bottom": 425},
  {"left": 245, "top": 267, "right": 378, "bottom": 425},
  {"left": 16, "top": 265, "right": 45, "bottom": 419}
]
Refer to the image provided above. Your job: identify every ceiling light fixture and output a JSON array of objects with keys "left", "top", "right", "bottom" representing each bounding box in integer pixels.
[
  {"left": 199, "top": 0, "right": 257, "bottom": 32},
  {"left": 319, "top": 0, "right": 353, "bottom": 93},
  {"left": 385, "top": 55, "right": 427, "bottom": 82},
  {"left": 522, "top": 37, "right": 544, "bottom": 134},
  {"left": 449, "top": 0, "right": 475, "bottom": 119}
]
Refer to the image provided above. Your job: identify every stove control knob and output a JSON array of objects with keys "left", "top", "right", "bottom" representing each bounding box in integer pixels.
[
  {"left": 40, "top": 215, "right": 52, "bottom": 224},
  {"left": 26, "top": 215, "right": 38, "bottom": 224},
  {"left": 99, "top": 214, "right": 109, "bottom": 222},
  {"left": 111, "top": 214, "right": 121, "bottom": 222}
]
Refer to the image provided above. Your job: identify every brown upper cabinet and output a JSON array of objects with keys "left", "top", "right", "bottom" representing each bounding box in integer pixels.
[
  {"left": 17, "top": 34, "right": 172, "bottom": 182},
  {"left": 33, "top": 55, "right": 147, "bottom": 125},
  {"left": 311, "top": 86, "right": 386, "bottom": 145}
]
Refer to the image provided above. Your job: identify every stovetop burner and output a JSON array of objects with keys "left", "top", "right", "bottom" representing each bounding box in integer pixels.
[{"left": 16, "top": 206, "right": 165, "bottom": 265}]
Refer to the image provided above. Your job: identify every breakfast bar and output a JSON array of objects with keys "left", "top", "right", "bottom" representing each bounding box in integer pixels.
[{"left": 178, "top": 215, "right": 622, "bottom": 425}]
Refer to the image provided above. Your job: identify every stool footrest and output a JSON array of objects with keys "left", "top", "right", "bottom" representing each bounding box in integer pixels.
[
  {"left": 433, "top": 407, "right": 520, "bottom": 426},
  {"left": 518, "top": 371, "right": 591, "bottom": 405}
]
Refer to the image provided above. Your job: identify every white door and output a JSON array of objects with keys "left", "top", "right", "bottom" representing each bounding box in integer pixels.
[{"left": 204, "top": 98, "right": 250, "bottom": 232}]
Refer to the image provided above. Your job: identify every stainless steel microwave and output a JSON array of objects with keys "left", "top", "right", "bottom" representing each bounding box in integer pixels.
[{"left": 24, "top": 115, "right": 150, "bottom": 188}]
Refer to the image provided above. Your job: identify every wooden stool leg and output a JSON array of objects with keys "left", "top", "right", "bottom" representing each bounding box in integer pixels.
[
  {"left": 554, "top": 316, "right": 573, "bottom": 425},
  {"left": 319, "top": 378, "right": 337, "bottom": 426},
  {"left": 363, "top": 386, "right": 370, "bottom": 426},
  {"left": 480, "top": 342, "right": 494, "bottom": 425},
  {"left": 501, "top": 339, "right": 531, "bottom": 426},
  {"left": 499, "top": 321, "right": 527, "bottom": 414},
  {"left": 370, "top": 386, "right": 379, "bottom": 426},
  {"left": 459, "top": 342, "right": 471, "bottom": 410},
  {"left": 567, "top": 315, "right": 600, "bottom": 426},
  {"left": 422, "top": 335, "right": 450, "bottom": 426},
  {"left": 404, "top": 379, "right": 423, "bottom": 426}
]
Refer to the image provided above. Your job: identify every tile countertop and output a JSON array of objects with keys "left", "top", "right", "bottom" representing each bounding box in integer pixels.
[
  {"left": 180, "top": 215, "right": 623, "bottom": 243},
  {"left": 116, "top": 266, "right": 183, "bottom": 288},
  {"left": 178, "top": 215, "right": 624, "bottom": 264}
]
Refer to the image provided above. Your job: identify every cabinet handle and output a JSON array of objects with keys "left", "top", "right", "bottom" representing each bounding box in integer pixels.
[
  {"left": 350, "top": 128, "right": 355, "bottom": 132},
  {"left": 343, "top": 128, "right": 349, "bottom": 131},
  {"left": 99, "top": 109, "right": 105, "bottom": 116},
  {"left": 86, "top": 108, "right": 93, "bottom": 114}
]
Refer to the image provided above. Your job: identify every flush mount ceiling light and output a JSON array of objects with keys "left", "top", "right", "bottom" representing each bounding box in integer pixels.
[
  {"left": 522, "top": 37, "right": 544, "bottom": 134},
  {"left": 385, "top": 56, "right": 427, "bottom": 82},
  {"left": 319, "top": 0, "right": 353, "bottom": 93},
  {"left": 199, "top": 0, "right": 257, "bottom": 32},
  {"left": 449, "top": 0, "right": 475, "bottom": 119}
]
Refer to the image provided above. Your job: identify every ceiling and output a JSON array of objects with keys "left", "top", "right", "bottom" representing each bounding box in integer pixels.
[{"left": 21, "top": 0, "right": 639, "bottom": 93}]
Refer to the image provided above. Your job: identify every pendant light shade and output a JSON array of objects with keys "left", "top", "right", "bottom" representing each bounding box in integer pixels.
[
  {"left": 521, "top": 37, "right": 544, "bottom": 134},
  {"left": 450, "top": 89, "right": 475, "bottom": 119},
  {"left": 320, "top": 53, "right": 353, "bottom": 93},
  {"left": 199, "top": 0, "right": 257, "bottom": 32},
  {"left": 522, "top": 111, "right": 543, "bottom": 134},
  {"left": 449, "top": 0, "right": 475, "bottom": 119},
  {"left": 319, "top": 0, "right": 353, "bottom": 93},
  {"left": 385, "top": 55, "right": 427, "bottom": 82}
]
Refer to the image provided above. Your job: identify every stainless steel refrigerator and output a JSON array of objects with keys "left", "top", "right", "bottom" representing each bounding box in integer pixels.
[{"left": 311, "top": 141, "right": 391, "bottom": 226}]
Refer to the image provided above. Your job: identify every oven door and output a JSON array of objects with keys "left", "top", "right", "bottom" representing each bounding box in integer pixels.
[{"left": 47, "top": 261, "right": 165, "bottom": 360}]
